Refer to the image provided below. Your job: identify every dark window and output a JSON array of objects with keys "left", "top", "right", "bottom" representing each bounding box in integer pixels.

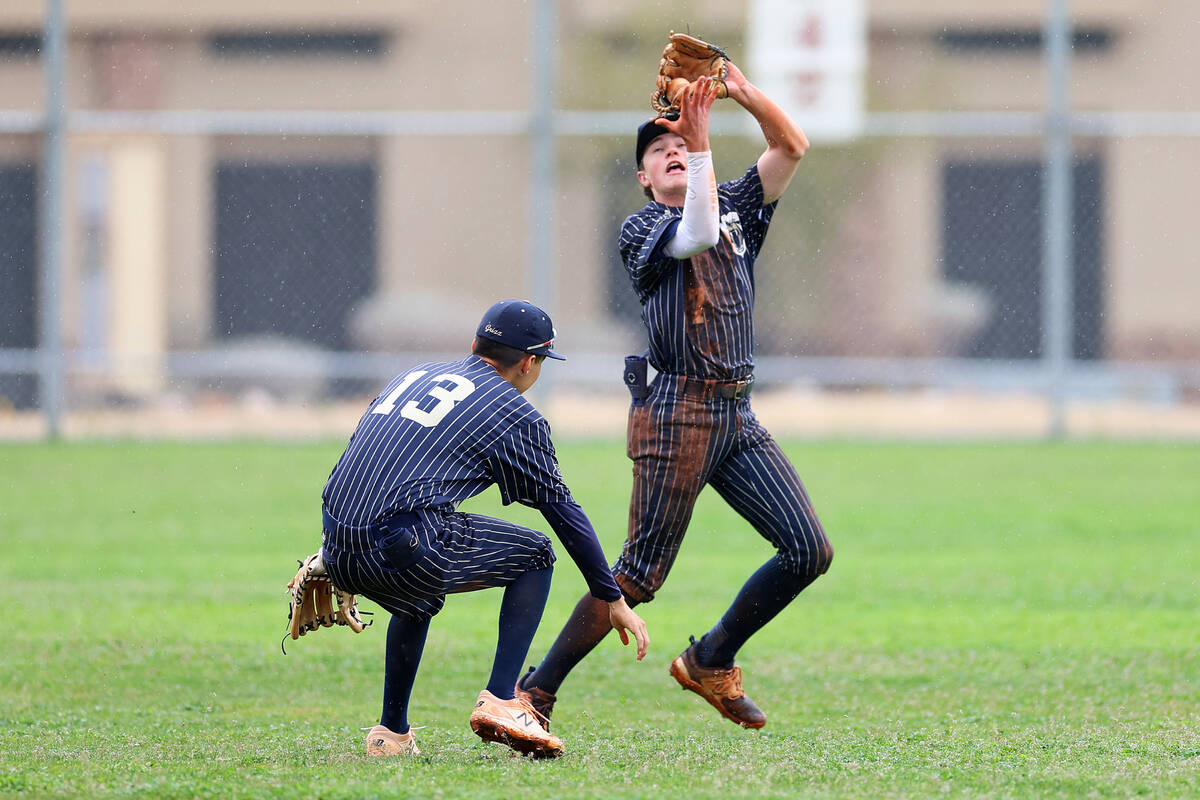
[
  {"left": 941, "top": 157, "right": 1105, "bottom": 360},
  {"left": 0, "top": 163, "right": 38, "bottom": 408},
  {"left": 208, "top": 31, "right": 386, "bottom": 58},
  {"left": 214, "top": 162, "right": 377, "bottom": 353},
  {"left": 938, "top": 27, "right": 1113, "bottom": 53},
  {"left": 0, "top": 33, "right": 41, "bottom": 57}
]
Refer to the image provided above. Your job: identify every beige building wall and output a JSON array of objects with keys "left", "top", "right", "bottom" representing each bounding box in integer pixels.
[
  {"left": 862, "top": 0, "right": 1200, "bottom": 358},
  {"left": 0, "top": 0, "right": 1197, "bottom": 380}
]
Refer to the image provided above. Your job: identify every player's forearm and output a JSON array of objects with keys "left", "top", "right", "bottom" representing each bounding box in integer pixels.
[
  {"left": 663, "top": 151, "right": 720, "bottom": 258},
  {"left": 537, "top": 501, "right": 622, "bottom": 602},
  {"left": 729, "top": 80, "right": 809, "bottom": 159}
]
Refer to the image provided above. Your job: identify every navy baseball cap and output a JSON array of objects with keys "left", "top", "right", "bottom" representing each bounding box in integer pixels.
[
  {"left": 635, "top": 119, "right": 672, "bottom": 168},
  {"left": 475, "top": 300, "right": 566, "bottom": 361}
]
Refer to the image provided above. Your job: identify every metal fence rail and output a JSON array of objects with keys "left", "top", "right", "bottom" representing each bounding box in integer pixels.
[{"left": 1, "top": 0, "right": 1198, "bottom": 439}]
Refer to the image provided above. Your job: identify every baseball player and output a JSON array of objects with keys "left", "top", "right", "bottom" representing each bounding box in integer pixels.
[
  {"left": 319, "top": 299, "right": 648, "bottom": 759},
  {"left": 517, "top": 68, "right": 832, "bottom": 729}
]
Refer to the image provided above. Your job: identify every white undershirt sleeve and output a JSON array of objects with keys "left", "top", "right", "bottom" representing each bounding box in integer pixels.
[{"left": 663, "top": 151, "right": 720, "bottom": 259}]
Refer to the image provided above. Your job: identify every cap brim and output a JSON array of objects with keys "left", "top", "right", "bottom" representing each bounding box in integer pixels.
[
  {"left": 541, "top": 351, "right": 567, "bottom": 361},
  {"left": 636, "top": 120, "right": 673, "bottom": 166}
]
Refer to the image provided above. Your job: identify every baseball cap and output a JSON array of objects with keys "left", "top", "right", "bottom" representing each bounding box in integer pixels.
[
  {"left": 635, "top": 119, "right": 673, "bottom": 168},
  {"left": 475, "top": 300, "right": 566, "bottom": 361}
]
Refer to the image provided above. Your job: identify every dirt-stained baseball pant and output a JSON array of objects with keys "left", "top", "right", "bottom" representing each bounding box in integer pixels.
[{"left": 613, "top": 375, "right": 832, "bottom": 603}]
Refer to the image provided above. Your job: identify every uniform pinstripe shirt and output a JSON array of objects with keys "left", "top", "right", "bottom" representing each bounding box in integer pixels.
[
  {"left": 322, "top": 355, "right": 573, "bottom": 526},
  {"left": 618, "top": 165, "right": 777, "bottom": 381}
]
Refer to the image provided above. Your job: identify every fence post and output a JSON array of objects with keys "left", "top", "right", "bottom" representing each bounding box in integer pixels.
[
  {"left": 528, "top": 0, "right": 557, "bottom": 402},
  {"left": 40, "top": 0, "right": 67, "bottom": 439},
  {"left": 529, "top": 0, "right": 556, "bottom": 311},
  {"left": 1043, "top": 0, "right": 1073, "bottom": 438}
]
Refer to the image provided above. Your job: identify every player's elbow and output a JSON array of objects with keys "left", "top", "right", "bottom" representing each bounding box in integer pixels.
[
  {"left": 775, "top": 130, "right": 809, "bottom": 161},
  {"left": 693, "top": 229, "right": 721, "bottom": 252},
  {"left": 664, "top": 229, "right": 719, "bottom": 259},
  {"left": 784, "top": 137, "right": 809, "bottom": 161},
  {"left": 673, "top": 240, "right": 717, "bottom": 259}
]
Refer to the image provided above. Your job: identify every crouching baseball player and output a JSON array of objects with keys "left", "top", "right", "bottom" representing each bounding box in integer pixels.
[{"left": 316, "top": 300, "right": 648, "bottom": 758}]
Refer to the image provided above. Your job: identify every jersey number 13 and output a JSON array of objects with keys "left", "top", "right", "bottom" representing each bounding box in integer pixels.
[{"left": 370, "top": 370, "right": 476, "bottom": 428}]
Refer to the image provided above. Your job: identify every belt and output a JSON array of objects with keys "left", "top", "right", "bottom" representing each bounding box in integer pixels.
[
  {"left": 677, "top": 375, "right": 755, "bottom": 401},
  {"left": 323, "top": 507, "right": 424, "bottom": 535}
]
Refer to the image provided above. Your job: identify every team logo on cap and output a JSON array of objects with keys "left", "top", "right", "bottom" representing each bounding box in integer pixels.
[
  {"left": 485, "top": 325, "right": 503, "bottom": 337},
  {"left": 525, "top": 327, "right": 557, "bottom": 351}
]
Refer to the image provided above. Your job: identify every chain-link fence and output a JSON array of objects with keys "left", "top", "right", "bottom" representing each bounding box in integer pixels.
[{"left": 1, "top": 2, "right": 1198, "bottom": 439}]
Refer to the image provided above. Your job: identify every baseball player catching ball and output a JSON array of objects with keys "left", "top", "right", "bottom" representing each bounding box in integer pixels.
[
  {"left": 318, "top": 300, "right": 648, "bottom": 758},
  {"left": 517, "top": 56, "right": 832, "bottom": 730}
]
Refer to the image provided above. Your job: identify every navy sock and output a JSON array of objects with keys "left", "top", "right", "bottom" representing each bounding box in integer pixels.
[
  {"left": 380, "top": 612, "right": 430, "bottom": 734},
  {"left": 696, "top": 554, "right": 815, "bottom": 668},
  {"left": 485, "top": 566, "right": 553, "bottom": 699}
]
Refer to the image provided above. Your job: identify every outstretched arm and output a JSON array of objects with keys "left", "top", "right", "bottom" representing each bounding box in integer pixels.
[
  {"left": 724, "top": 62, "right": 809, "bottom": 204},
  {"left": 538, "top": 501, "right": 649, "bottom": 659}
]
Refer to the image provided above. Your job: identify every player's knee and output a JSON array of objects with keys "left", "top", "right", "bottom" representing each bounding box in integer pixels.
[
  {"left": 781, "top": 536, "right": 833, "bottom": 577},
  {"left": 813, "top": 538, "right": 833, "bottom": 575},
  {"left": 614, "top": 572, "right": 656, "bottom": 604}
]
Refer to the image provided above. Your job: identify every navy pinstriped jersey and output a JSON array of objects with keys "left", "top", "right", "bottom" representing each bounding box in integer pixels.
[
  {"left": 618, "top": 164, "right": 777, "bottom": 381},
  {"left": 322, "top": 355, "right": 573, "bottom": 526}
]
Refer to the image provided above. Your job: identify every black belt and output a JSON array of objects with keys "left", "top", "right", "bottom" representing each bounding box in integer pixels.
[
  {"left": 678, "top": 376, "right": 755, "bottom": 401},
  {"left": 323, "top": 507, "right": 424, "bottom": 536}
]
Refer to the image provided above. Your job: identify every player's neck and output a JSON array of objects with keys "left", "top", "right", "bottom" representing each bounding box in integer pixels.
[
  {"left": 478, "top": 355, "right": 507, "bottom": 379},
  {"left": 653, "top": 187, "right": 685, "bottom": 207},
  {"left": 477, "top": 356, "right": 530, "bottom": 394}
]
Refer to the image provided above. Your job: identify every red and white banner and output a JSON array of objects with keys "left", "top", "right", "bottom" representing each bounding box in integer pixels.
[{"left": 747, "top": 0, "right": 866, "bottom": 141}]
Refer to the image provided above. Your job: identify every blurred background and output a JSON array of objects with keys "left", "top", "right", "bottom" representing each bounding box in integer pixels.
[{"left": 0, "top": 0, "right": 1198, "bottom": 440}]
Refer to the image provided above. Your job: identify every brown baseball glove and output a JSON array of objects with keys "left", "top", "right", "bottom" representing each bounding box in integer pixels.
[
  {"left": 651, "top": 31, "right": 729, "bottom": 121},
  {"left": 284, "top": 552, "right": 369, "bottom": 651}
]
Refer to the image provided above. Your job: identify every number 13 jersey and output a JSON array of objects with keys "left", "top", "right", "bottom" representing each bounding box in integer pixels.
[{"left": 322, "top": 355, "right": 573, "bottom": 526}]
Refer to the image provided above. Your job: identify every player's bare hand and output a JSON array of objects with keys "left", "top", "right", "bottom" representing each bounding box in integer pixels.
[
  {"left": 608, "top": 597, "right": 649, "bottom": 660},
  {"left": 658, "top": 75, "right": 717, "bottom": 152},
  {"left": 723, "top": 61, "right": 749, "bottom": 101}
]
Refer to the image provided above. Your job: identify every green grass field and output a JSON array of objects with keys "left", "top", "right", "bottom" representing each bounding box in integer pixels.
[{"left": 1, "top": 440, "right": 1197, "bottom": 799}]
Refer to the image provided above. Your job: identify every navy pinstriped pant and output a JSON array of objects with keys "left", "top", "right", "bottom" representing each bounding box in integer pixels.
[
  {"left": 321, "top": 506, "right": 556, "bottom": 621},
  {"left": 613, "top": 375, "right": 832, "bottom": 603}
]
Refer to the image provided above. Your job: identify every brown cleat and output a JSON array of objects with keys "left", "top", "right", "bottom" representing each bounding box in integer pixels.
[
  {"left": 514, "top": 666, "right": 557, "bottom": 732},
  {"left": 365, "top": 724, "right": 420, "bottom": 756},
  {"left": 669, "top": 637, "right": 766, "bottom": 729},
  {"left": 469, "top": 690, "right": 564, "bottom": 759}
]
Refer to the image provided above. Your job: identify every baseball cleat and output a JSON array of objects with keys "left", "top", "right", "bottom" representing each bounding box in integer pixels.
[
  {"left": 669, "top": 636, "right": 766, "bottom": 729},
  {"left": 365, "top": 724, "right": 420, "bottom": 756},
  {"left": 469, "top": 689, "right": 564, "bottom": 758},
  {"left": 514, "top": 666, "right": 558, "bottom": 732}
]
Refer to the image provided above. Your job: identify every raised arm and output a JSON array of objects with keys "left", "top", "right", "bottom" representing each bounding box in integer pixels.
[
  {"left": 655, "top": 77, "right": 722, "bottom": 257},
  {"left": 724, "top": 62, "right": 810, "bottom": 204}
]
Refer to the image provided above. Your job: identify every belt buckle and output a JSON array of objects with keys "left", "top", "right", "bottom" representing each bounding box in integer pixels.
[{"left": 731, "top": 379, "right": 753, "bottom": 399}]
